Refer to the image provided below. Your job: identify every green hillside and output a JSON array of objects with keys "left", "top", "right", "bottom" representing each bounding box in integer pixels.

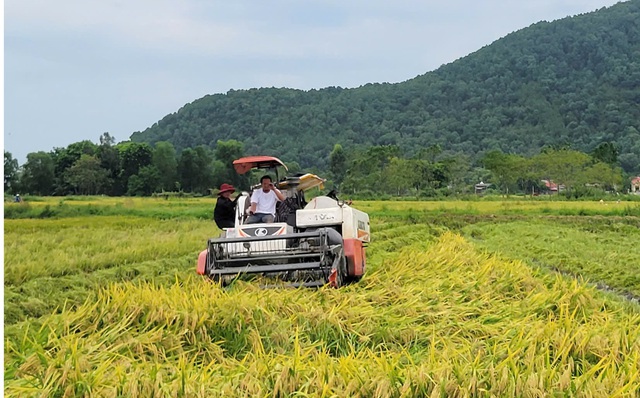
[{"left": 130, "top": 0, "right": 640, "bottom": 173}]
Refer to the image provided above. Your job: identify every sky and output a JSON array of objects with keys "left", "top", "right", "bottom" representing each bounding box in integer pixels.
[{"left": 4, "top": 0, "right": 623, "bottom": 163}]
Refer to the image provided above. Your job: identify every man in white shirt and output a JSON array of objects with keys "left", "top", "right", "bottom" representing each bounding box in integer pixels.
[{"left": 246, "top": 175, "right": 285, "bottom": 223}]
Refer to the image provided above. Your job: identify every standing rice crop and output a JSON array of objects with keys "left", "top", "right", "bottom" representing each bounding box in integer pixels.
[{"left": 6, "top": 232, "right": 640, "bottom": 397}]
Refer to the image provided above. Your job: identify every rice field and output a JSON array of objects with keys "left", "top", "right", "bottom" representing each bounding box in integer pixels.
[{"left": 4, "top": 197, "right": 640, "bottom": 397}]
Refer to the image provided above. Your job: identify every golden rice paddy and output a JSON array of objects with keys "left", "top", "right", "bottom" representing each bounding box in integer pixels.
[{"left": 4, "top": 198, "right": 640, "bottom": 397}]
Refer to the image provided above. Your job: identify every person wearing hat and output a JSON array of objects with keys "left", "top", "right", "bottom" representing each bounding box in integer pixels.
[{"left": 214, "top": 183, "right": 238, "bottom": 229}]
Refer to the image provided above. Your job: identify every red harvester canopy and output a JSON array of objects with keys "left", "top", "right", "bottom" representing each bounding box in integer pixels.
[{"left": 232, "top": 156, "right": 289, "bottom": 175}]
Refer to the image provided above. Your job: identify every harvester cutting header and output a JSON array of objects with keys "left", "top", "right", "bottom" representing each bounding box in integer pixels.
[{"left": 197, "top": 156, "right": 370, "bottom": 287}]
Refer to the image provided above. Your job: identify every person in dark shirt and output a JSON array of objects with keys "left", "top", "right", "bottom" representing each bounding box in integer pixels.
[{"left": 214, "top": 183, "right": 238, "bottom": 229}]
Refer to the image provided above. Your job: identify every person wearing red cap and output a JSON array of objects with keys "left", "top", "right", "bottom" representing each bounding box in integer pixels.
[{"left": 214, "top": 183, "right": 238, "bottom": 229}]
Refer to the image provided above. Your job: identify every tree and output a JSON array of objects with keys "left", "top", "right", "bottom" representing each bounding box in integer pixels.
[
  {"left": 481, "top": 150, "right": 525, "bottom": 196},
  {"left": 99, "top": 132, "right": 116, "bottom": 146},
  {"left": 213, "top": 140, "right": 247, "bottom": 189},
  {"left": 383, "top": 157, "right": 418, "bottom": 195},
  {"left": 127, "top": 165, "right": 161, "bottom": 196},
  {"left": 193, "top": 146, "right": 215, "bottom": 193},
  {"left": 178, "top": 148, "right": 198, "bottom": 192},
  {"left": 51, "top": 140, "right": 98, "bottom": 195},
  {"left": 329, "top": 144, "right": 347, "bottom": 188},
  {"left": 21, "top": 151, "right": 55, "bottom": 195},
  {"left": 343, "top": 145, "right": 400, "bottom": 193},
  {"left": 4, "top": 151, "right": 19, "bottom": 193},
  {"left": 116, "top": 142, "right": 153, "bottom": 193},
  {"left": 442, "top": 154, "right": 471, "bottom": 194},
  {"left": 532, "top": 149, "right": 592, "bottom": 193},
  {"left": 417, "top": 144, "right": 442, "bottom": 163},
  {"left": 583, "top": 162, "right": 622, "bottom": 191},
  {"left": 97, "top": 134, "right": 120, "bottom": 195},
  {"left": 592, "top": 142, "right": 619, "bottom": 166},
  {"left": 152, "top": 142, "right": 178, "bottom": 191},
  {"left": 516, "top": 158, "right": 542, "bottom": 196},
  {"left": 178, "top": 146, "right": 214, "bottom": 193},
  {"left": 64, "top": 154, "right": 111, "bottom": 195},
  {"left": 117, "top": 142, "right": 153, "bottom": 179}
]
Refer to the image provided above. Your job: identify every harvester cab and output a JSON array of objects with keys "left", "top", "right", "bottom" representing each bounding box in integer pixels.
[{"left": 197, "top": 156, "right": 370, "bottom": 287}]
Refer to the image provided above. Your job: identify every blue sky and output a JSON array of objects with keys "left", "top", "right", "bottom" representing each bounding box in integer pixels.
[{"left": 4, "top": 0, "right": 623, "bottom": 163}]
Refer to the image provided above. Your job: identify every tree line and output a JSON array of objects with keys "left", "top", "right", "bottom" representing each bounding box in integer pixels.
[
  {"left": 7, "top": 134, "right": 628, "bottom": 198},
  {"left": 129, "top": 1, "right": 640, "bottom": 174},
  {"left": 329, "top": 142, "right": 628, "bottom": 198},
  {"left": 4, "top": 134, "right": 253, "bottom": 197}
]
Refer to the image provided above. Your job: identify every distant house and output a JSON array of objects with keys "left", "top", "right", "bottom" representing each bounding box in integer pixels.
[
  {"left": 541, "top": 179, "right": 566, "bottom": 194},
  {"left": 541, "top": 179, "right": 565, "bottom": 194},
  {"left": 631, "top": 176, "right": 640, "bottom": 194},
  {"left": 474, "top": 181, "right": 491, "bottom": 195},
  {"left": 542, "top": 180, "right": 558, "bottom": 192}
]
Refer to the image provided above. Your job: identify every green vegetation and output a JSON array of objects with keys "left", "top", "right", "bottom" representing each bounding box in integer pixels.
[
  {"left": 5, "top": 140, "right": 638, "bottom": 199},
  {"left": 4, "top": 215, "right": 217, "bottom": 324},
  {"left": 4, "top": 198, "right": 640, "bottom": 396},
  {"left": 3, "top": 196, "right": 216, "bottom": 220},
  {"left": 464, "top": 220, "right": 640, "bottom": 297},
  {"left": 129, "top": 1, "right": 640, "bottom": 173},
  {"left": 7, "top": 3, "right": 640, "bottom": 199}
]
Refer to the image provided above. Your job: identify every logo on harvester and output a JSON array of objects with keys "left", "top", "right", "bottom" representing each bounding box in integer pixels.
[{"left": 238, "top": 226, "right": 286, "bottom": 237}]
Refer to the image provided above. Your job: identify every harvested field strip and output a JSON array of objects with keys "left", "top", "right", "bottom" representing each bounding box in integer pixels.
[
  {"left": 360, "top": 200, "right": 640, "bottom": 218},
  {"left": 4, "top": 216, "right": 219, "bottom": 325},
  {"left": 6, "top": 198, "right": 640, "bottom": 221},
  {"left": 3, "top": 199, "right": 215, "bottom": 220},
  {"left": 6, "top": 233, "right": 640, "bottom": 397},
  {"left": 464, "top": 221, "right": 640, "bottom": 297},
  {"left": 367, "top": 223, "right": 445, "bottom": 256},
  {"left": 3, "top": 255, "right": 197, "bottom": 325},
  {"left": 4, "top": 217, "right": 217, "bottom": 285}
]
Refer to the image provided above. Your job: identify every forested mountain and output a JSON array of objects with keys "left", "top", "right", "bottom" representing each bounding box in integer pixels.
[{"left": 131, "top": 0, "right": 640, "bottom": 173}]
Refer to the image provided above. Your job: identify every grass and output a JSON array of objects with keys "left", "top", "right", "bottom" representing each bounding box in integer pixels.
[
  {"left": 463, "top": 220, "right": 640, "bottom": 298},
  {"left": 4, "top": 196, "right": 217, "bottom": 220},
  {"left": 359, "top": 199, "right": 640, "bottom": 218},
  {"left": 4, "top": 216, "right": 219, "bottom": 324},
  {"left": 6, "top": 196, "right": 640, "bottom": 221}
]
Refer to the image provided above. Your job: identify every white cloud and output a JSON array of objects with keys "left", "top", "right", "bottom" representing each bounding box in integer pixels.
[{"left": 6, "top": 0, "right": 623, "bottom": 59}]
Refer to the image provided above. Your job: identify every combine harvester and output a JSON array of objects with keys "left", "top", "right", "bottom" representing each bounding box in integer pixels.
[{"left": 197, "top": 156, "right": 370, "bottom": 287}]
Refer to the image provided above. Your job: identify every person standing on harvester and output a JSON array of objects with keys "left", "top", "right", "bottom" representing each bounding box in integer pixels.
[
  {"left": 213, "top": 183, "right": 238, "bottom": 229},
  {"left": 246, "top": 175, "right": 285, "bottom": 223}
]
